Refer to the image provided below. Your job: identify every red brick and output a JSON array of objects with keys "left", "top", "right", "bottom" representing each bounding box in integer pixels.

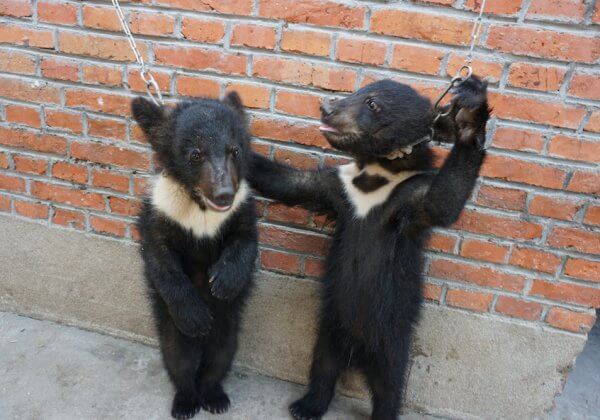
[
  {"left": 446, "top": 289, "right": 493, "bottom": 312},
  {"left": 51, "top": 162, "right": 88, "bottom": 184},
  {"left": 429, "top": 259, "right": 526, "bottom": 292},
  {"left": 92, "top": 169, "right": 130, "bottom": 193},
  {"left": 281, "top": 29, "right": 331, "bottom": 57},
  {"left": 14, "top": 200, "right": 49, "bottom": 219},
  {"left": 176, "top": 75, "right": 221, "bottom": 98},
  {"left": 0, "top": 194, "right": 10, "bottom": 212},
  {"left": 130, "top": 11, "right": 174, "bottom": 36},
  {"left": 41, "top": 58, "right": 78, "bottom": 82},
  {"left": 546, "top": 307, "right": 596, "bottom": 333},
  {"left": 109, "top": 197, "right": 142, "bottom": 217},
  {"left": 594, "top": 3, "right": 600, "bottom": 24},
  {"left": 465, "top": 0, "right": 522, "bottom": 15},
  {"left": 492, "top": 127, "right": 545, "bottom": 153},
  {"left": 259, "top": 0, "right": 365, "bottom": 29},
  {"left": 510, "top": 246, "right": 562, "bottom": 274},
  {"left": 527, "top": 0, "right": 586, "bottom": 22},
  {"left": 52, "top": 208, "right": 85, "bottom": 230},
  {"left": 252, "top": 57, "right": 356, "bottom": 92},
  {"left": 88, "top": 118, "right": 127, "bottom": 141},
  {"left": 90, "top": 215, "right": 127, "bottom": 237},
  {"left": 0, "top": 0, "right": 32, "bottom": 17},
  {"left": 71, "top": 142, "right": 150, "bottom": 171},
  {"left": 495, "top": 296, "right": 543, "bottom": 321},
  {"left": 455, "top": 210, "right": 543, "bottom": 241},
  {"left": 584, "top": 206, "right": 600, "bottom": 227},
  {"left": 65, "top": 89, "right": 131, "bottom": 116},
  {"left": 566, "top": 171, "right": 599, "bottom": 195},
  {"left": 225, "top": 83, "right": 271, "bottom": 110},
  {"left": 274, "top": 148, "right": 320, "bottom": 171},
  {"left": 549, "top": 135, "right": 600, "bottom": 164},
  {"left": 336, "top": 38, "right": 387, "bottom": 66},
  {"left": 0, "top": 173, "right": 25, "bottom": 193},
  {"left": 426, "top": 233, "right": 457, "bottom": 253},
  {"left": 154, "top": 45, "right": 246, "bottom": 75},
  {"left": 5, "top": 105, "right": 41, "bottom": 128},
  {"left": 133, "top": 176, "right": 151, "bottom": 196},
  {"left": 59, "top": 32, "right": 147, "bottom": 62},
  {"left": 489, "top": 92, "right": 586, "bottom": 130},
  {"left": 564, "top": 258, "right": 600, "bottom": 283},
  {"left": 38, "top": 1, "right": 78, "bottom": 24},
  {"left": 31, "top": 181, "right": 104, "bottom": 210},
  {"left": 265, "top": 203, "right": 312, "bottom": 227},
  {"left": 487, "top": 25, "right": 600, "bottom": 64},
  {"left": 568, "top": 72, "right": 600, "bottom": 101},
  {"left": 251, "top": 117, "right": 328, "bottom": 149},
  {"left": 45, "top": 109, "right": 82, "bottom": 134},
  {"left": 446, "top": 54, "right": 503, "bottom": 83},
  {"left": 530, "top": 280, "right": 600, "bottom": 307},
  {"left": 154, "top": 0, "right": 252, "bottom": 15},
  {"left": 260, "top": 249, "right": 301, "bottom": 275},
  {"left": 127, "top": 70, "right": 170, "bottom": 95},
  {"left": 181, "top": 17, "right": 225, "bottom": 43},
  {"left": 275, "top": 91, "right": 321, "bottom": 119},
  {"left": 259, "top": 225, "right": 330, "bottom": 256},
  {"left": 0, "top": 153, "right": 8, "bottom": 170},
  {"left": 0, "top": 77, "right": 60, "bottom": 104},
  {"left": 423, "top": 283, "right": 443, "bottom": 303},
  {"left": 14, "top": 155, "right": 47, "bottom": 175},
  {"left": 460, "top": 239, "right": 508, "bottom": 264},
  {"left": 0, "top": 49, "right": 36, "bottom": 75},
  {"left": 529, "top": 195, "right": 583, "bottom": 221},
  {"left": 371, "top": 10, "right": 472, "bottom": 45},
  {"left": 82, "top": 5, "right": 121, "bottom": 31},
  {"left": 391, "top": 44, "right": 444, "bottom": 75},
  {"left": 481, "top": 154, "right": 567, "bottom": 189},
  {"left": 231, "top": 24, "right": 276, "bottom": 50},
  {"left": 304, "top": 257, "right": 325, "bottom": 278},
  {"left": 82, "top": 65, "right": 123, "bottom": 87},
  {"left": 0, "top": 24, "right": 54, "bottom": 49},
  {"left": 547, "top": 226, "right": 600, "bottom": 255},
  {"left": 0, "top": 127, "right": 67, "bottom": 155},
  {"left": 585, "top": 111, "right": 600, "bottom": 134},
  {"left": 508, "top": 63, "right": 566, "bottom": 92},
  {"left": 475, "top": 184, "right": 527, "bottom": 212}
]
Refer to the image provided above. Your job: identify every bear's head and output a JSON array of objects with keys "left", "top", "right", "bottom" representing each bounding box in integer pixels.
[
  {"left": 319, "top": 80, "right": 434, "bottom": 159},
  {"left": 132, "top": 92, "right": 250, "bottom": 212}
]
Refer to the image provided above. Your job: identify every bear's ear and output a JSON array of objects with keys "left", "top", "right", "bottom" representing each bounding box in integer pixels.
[
  {"left": 131, "top": 97, "right": 165, "bottom": 134},
  {"left": 222, "top": 91, "right": 245, "bottom": 116}
]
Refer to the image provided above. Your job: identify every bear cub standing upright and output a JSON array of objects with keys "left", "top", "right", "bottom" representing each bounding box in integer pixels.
[
  {"left": 133, "top": 92, "right": 258, "bottom": 419},
  {"left": 249, "top": 77, "right": 489, "bottom": 420}
]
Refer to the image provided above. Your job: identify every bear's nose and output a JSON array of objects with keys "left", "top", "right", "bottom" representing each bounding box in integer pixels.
[
  {"left": 212, "top": 187, "right": 235, "bottom": 206},
  {"left": 320, "top": 98, "right": 337, "bottom": 116}
]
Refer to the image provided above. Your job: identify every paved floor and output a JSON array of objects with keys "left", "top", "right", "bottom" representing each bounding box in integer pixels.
[{"left": 1, "top": 311, "right": 598, "bottom": 419}]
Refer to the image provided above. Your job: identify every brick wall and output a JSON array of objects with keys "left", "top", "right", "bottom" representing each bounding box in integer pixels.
[{"left": 0, "top": 0, "right": 598, "bottom": 335}]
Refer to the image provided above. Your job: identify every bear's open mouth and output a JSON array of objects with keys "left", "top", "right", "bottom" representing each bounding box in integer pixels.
[
  {"left": 319, "top": 124, "right": 340, "bottom": 133},
  {"left": 204, "top": 197, "right": 233, "bottom": 212}
]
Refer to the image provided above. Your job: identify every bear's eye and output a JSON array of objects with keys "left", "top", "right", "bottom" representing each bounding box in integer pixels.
[
  {"left": 189, "top": 149, "right": 204, "bottom": 163},
  {"left": 229, "top": 146, "right": 240, "bottom": 157},
  {"left": 367, "top": 99, "right": 379, "bottom": 112}
]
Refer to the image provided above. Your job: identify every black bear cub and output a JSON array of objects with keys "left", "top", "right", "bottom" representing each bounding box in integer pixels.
[
  {"left": 249, "top": 77, "right": 489, "bottom": 419},
  {"left": 133, "top": 92, "right": 257, "bottom": 419}
]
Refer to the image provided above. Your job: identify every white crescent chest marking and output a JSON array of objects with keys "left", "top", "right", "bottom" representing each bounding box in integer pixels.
[
  {"left": 338, "top": 163, "right": 420, "bottom": 218},
  {"left": 152, "top": 174, "right": 249, "bottom": 238}
]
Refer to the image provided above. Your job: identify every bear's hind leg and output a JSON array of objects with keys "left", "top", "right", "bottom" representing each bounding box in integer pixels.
[
  {"left": 289, "top": 324, "right": 345, "bottom": 420},
  {"left": 159, "top": 317, "right": 203, "bottom": 419},
  {"left": 195, "top": 318, "right": 237, "bottom": 414},
  {"left": 364, "top": 334, "right": 411, "bottom": 420}
]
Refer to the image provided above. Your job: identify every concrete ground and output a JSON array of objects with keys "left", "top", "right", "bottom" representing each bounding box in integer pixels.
[
  {"left": 1, "top": 311, "right": 598, "bottom": 420},
  {"left": 0, "top": 312, "right": 429, "bottom": 420}
]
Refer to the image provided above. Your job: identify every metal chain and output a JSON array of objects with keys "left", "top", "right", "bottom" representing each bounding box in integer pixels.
[
  {"left": 465, "top": 0, "right": 488, "bottom": 66},
  {"left": 111, "top": 0, "right": 163, "bottom": 106}
]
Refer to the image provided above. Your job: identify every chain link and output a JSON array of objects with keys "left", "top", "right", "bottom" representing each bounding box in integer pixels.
[
  {"left": 465, "top": 0, "right": 488, "bottom": 66},
  {"left": 111, "top": 0, "right": 163, "bottom": 106}
]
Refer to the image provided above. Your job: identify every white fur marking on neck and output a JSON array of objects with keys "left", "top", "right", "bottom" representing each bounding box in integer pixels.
[
  {"left": 338, "top": 163, "right": 420, "bottom": 218},
  {"left": 152, "top": 174, "right": 249, "bottom": 238}
]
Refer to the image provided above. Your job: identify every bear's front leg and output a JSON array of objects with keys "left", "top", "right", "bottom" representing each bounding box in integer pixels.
[{"left": 209, "top": 233, "right": 258, "bottom": 300}]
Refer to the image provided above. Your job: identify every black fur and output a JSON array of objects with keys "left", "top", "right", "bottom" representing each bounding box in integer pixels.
[
  {"left": 133, "top": 93, "right": 258, "bottom": 419},
  {"left": 250, "top": 78, "right": 489, "bottom": 420}
]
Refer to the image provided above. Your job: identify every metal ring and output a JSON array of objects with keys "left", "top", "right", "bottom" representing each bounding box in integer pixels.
[{"left": 454, "top": 65, "right": 472, "bottom": 82}]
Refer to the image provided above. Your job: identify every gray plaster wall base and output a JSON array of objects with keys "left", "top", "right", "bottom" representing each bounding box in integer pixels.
[{"left": 0, "top": 215, "right": 587, "bottom": 418}]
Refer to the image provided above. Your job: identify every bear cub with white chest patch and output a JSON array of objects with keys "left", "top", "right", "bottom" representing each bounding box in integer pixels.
[
  {"left": 133, "top": 92, "right": 257, "bottom": 419},
  {"left": 250, "top": 77, "right": 489, "bottom": 419}
]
